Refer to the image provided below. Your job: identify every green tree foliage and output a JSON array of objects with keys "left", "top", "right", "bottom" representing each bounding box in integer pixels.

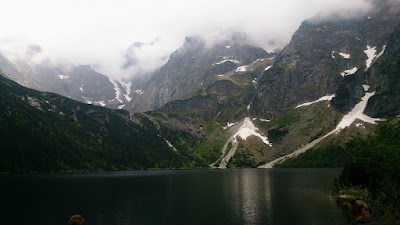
[
  {"left": 337, "top": 119, "right": 400, "bottom": 224},
  {"left": 0, "top": 74, "right": 195, "bottom": 172},
  {"left": 277, "top": 144, "right": 349, "bottom": 167}
]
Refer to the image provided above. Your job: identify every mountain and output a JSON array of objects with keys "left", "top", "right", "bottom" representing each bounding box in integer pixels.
[
  {"left": 0, "top": 55, "right": 137, "bottom": 109},
  {"left": 126, "top": 35, "right": 277, "bottom": 112},
  {"left": 333, "top": 24, "right": 400, "bottom": 117},
  {"left": 1, "top": 0, "right": 400, "bottom": 171},
  {"left": 252, "top": 0, "right": 400, "bottom": 120},
  {"left": 0, "top": 73, "right": 199, "bottom": 172},
  {"left": 140, "top": 0, "right": 400, "bottom": 168}
]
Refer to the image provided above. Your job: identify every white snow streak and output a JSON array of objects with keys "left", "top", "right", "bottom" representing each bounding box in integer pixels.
[
  {"left": 356, "top": 123, "right": 365, "bottom": 128},
  {"left": 331, "top": 51, "right": 336, "bottom": 58},
  {"left": 364, "top": 45, "right": 387, "bottom": 69},
  {"left": 295, "top": 95, "right": 335, "bottom": 108},
  {"left": 362, "top": 84, "right": 370, "bottom": 91},
  {"left": 236, "top": 65, "right": 248, "bottom": 72},
  {"left": 217, "top": 117, "right": 272, "bottom": 169},
  {"left": 260, "top": 119, "right": 271, "bottom": 122},
  {"left": 265, "top": 66, "right": 272, "bottom": 71},
  {"left": 341, "top": 67, "right": 358, "bottom": 76},
  {"left": 335, "top": 92, "right": 378, "bottom": 130},
  {"left": 134, "top": 90, "right": 144, "bottom": 95},
  {"left": 364, "top": 45, "right": 377, "bottom": 69},
  {"left": 339, "top": 52, "right": 351, "bottom": 59},
  {"left": 118, "top": 104, "right": 125, "bottom": 109},
  {"left": 259, "top": 92, "right": 378, "bottom": 168},
  {"left": 58, "top": 74, "right": 69, "bottom": 80},
  {"left": 120, "top": 80, "right": 132, "bottom": 102},
  {"left": 165, "top": 139, "right": 178, "bottom": 152},
  {"left": 95, "top": 101, "right": 106, "bottom": 106},
  {"left": 222, "top": 122, "right": 238, "bottom": 130},
  {"left": 80, "top": 86, "right": 83, "bottom": 92},
  {"left": 109, "top": 79, "right": 123, "bottom": 103},
  {"left": 213, "top": 59, "right": 240, "bottom": 65},
  {"left": 376, "top": 45, "right": 386, "bottom": 59}
]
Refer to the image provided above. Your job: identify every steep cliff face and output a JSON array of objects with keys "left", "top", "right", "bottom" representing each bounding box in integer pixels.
[
  {"left": 127, "top": 36, "right": 275, "bottom": 112},
  {"left": 0, "top": 56, "right": 122, "bottom": 108},
  {"left": 331, "top": 2, "right": 400, "bottom": 116},
  {"left": 364, "top": 26, "right": 400, "bottom": 117},
  {"left": 337, "top": 25, "right": 400, "bottom": 118},
  {"left": 253, "top": 1, "right": 400, "bottom": 120}
]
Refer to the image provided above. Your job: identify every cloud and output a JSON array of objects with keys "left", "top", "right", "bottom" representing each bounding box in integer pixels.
[
  {"left": 306, "top": 0, "right": 373, "bottom": 24},
  {"left": 0, "top": 0, "right": 373, "bottom": 80}
]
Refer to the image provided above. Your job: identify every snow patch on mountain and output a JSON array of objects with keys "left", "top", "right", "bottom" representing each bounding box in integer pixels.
[
  {"left": 331, "top": 51, "right": 336, "bottom": 58},
  {"left": 164, "top": 139, "right": 178, "bottom": 152},
  {"left": 222, "top": 122, "right": 238, "bottom": 129},
  {"left": 247, "top": 103, "right": 251, "bottom": 110},
  {"left": 295, "top": 95, "right": 335, "bottom": 108},
  {"left": 339, "top": 52, "right": 351, "bottom": 59},
  {"left": 259, "top": 91, "right": 378, "bottom": 168},
  {"left": 58, "top": 74, "right": 69, "bottom": 80},
  {"left": 95, "top": 101, "right": 106, "bottom": 107},
  {"left": 118, "top": 104, "right": 125, "bottom": 109},
  {"left": 376, "top": 45, "right": 386, "bottom": 58},
  {"left": 335, "top": 92, "right": 378, "bottom": 130},
  {"left": 265, "top": 66, "right": 272, "bottom": 71},
  {"left": 215, "top": 117, "right": 272, "bottom": 169},
  {"left": 363, "top": 45, "right": 386, "bottom": 69},
  {"left": 356, "top": 123, "right": 366, "bottom": 129},
  {"left": 236, "top": 65, "right": 248, "bottom": 72},
  {"left": 213, "top": 59, "right": 240, "bottom": 65},
  {"left": 341, "top": 67, "right": 358, "bottom": 76},
  {"left": 109, "top": 79, "right": 123, "bottom": 103},
  {"left": 134, "top": 90, "right": 144, "bottom": 95},
  {"left": 364, "top": 45, "right": 377, "bottom": 69},
  {"left": 120, "top": 80, "right": 132, "bottom": 102}
]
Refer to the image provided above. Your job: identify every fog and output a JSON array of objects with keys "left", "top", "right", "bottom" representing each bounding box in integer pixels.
[{"left": 0, "top": 0, "right": 374, "bottom": 80}]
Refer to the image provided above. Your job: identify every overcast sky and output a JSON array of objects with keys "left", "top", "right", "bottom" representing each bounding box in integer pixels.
[{"left": 0, "top": 0, "right": 373, "bottom": 80}]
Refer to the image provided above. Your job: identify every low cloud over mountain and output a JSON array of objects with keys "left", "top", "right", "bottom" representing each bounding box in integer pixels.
[{"left": 0, "top": 0, "right": 374, "bottom": 80}]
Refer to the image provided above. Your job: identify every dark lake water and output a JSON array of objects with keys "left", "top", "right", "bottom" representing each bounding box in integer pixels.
[{"left": 0, "top": 168, "right": 347, "bottom": 225}]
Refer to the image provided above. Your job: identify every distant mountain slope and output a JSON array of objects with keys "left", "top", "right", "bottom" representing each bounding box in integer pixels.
[
  {"left": 127, "top": 36, "right": 276, "bottom": 112},
  {"left": 253, "top": 0, "right": 400, "bottom": 120},
  {"left": 0, "top": 54, "right": 145, "bottom": 110},
  {"left": 0, "top": 74, "right": 190, "bottom": 172}
]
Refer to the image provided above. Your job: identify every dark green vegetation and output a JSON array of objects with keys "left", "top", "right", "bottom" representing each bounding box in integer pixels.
[
  {"left": 336, "top": 119, "right": 400, "bottom": 225},
  {"left": 276, "top": 144, "right": 349, "bottom": 168},
  {"left": 0, "top": 74, "right": 197, "bottom": 172},
  {"left": 278, "top": 119, "right": 400, "bottom": 224}
]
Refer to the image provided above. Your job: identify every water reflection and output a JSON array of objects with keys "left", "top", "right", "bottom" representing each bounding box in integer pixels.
[
  {"left": 0, "top": 168, "right": 346, "bottom": 225},
  {"left": 224, "top": 169, "right": 272, "bottom": 225}
]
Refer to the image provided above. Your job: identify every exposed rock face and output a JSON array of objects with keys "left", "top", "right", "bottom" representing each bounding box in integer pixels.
[
  {"left": 332, "top": 2, "right": 400, "bottom": 116},
  {"left": 363, "top": 25, "right": 400, "bottom": 117},
  {"left": 253, "top": 0, "right": 400, "bottom": 120},
  {"left": 0, "top": 56, "right": 119, "bottom": 107},
  {"left": 126, "top": 36, "right": 275, "bottom": 112}
]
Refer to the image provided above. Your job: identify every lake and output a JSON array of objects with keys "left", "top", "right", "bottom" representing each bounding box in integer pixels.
[{"left": 0, "top": 168, "right": 347, "bottom": 225}]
